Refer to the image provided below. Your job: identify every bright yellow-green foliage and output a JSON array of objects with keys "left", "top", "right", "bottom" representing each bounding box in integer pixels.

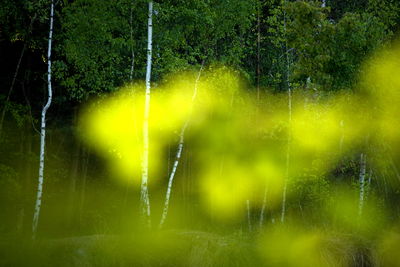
[
  {"left": 79, "top": 75, "right": 196, "bottom": 184},
  {"left": 79, "top": 39, "right": 400, "bottom": 222},
  {"left": 362, "top": 41, "right": 400, "bottom": 146}
]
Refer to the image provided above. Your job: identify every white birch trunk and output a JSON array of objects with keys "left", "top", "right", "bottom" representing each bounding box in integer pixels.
[
  {"left": 281, "top": 4, "right": 292, "bottom": 223},
  {"left": 140, "top": 0, "right": 153, "bottom": 227},
  {"left": 159, "top": 63, "right": 204, "bottom": 228},
  {"left": 130, "top": 53, "right": 135, "bottom": 81},
  {"left": 358, "top": 153, "right": 367, "bottom": 217},
  {"left": 32, "top": 0, "right": 54, "bottom": 238},
  {"left": 129, "top": 2, "right": 135, "bottom": 81},
  {"left": 281, "top": 89, "right": 292, "bottom": 224}
]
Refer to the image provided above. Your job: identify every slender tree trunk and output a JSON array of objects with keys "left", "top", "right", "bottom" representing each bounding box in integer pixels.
[
  {"left": 130, "top": 54, "right": 135, "bottom": 81},
  {"left": 159, "top": 63, "right": 204, "bottom": 228},
  {"left": 358, "top": 153, "right": 367, "bottom": 217},
  {"left": 159, "top": 124, "right": 187, "bottom": 227},
  {"left": 129, "top": 2, "right": 135, "bottom": 81},
  {"left": 32, "top": 0, "right": 54, "bottom": 238},
  {"left": 256, "top": 0, "right": 261, "bottom": 101},
  {"left": 140, "top": 0, "right": 153, "bottom": 227},
  {"left": 281, "top": 4, "right": 292, "bottom": 223}
]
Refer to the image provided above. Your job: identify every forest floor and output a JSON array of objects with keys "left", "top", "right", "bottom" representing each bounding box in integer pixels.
[
  {"left": 0, "top": 230, "right": 260, "bottom": 267},
  {"left": 0, "top": 227, "right": 383, "bottom": 266}
]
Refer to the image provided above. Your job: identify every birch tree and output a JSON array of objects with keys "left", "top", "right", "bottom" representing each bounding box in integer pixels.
[
  {"left": 280, "top": 0, "right": 292, "bottom": 224},
  {"left": 129, "top": 0, "right": 135, "bottom": 81},
  {"left": 358, "top": 153, "right": 367, "bottom": 216},
  {"left": 280, "top": 82, "right": 292, "bottom": 224},
  {"left": 32, "top": 0, "right": 54, "bottom": 238},
  {"left": 159, "top": 63, "right": 204, "bottom": 228},
  {"left": 140, "top": 0, "right": 153, "bottom": 227}
]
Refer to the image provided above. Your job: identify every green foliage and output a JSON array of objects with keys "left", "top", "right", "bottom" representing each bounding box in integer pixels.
[
  {"left": 0, "top": 0, "right": 52, "bottom": 47},
  {"left": 286, "top": 1, "right": 386, "bottom": 90},
  {"left": 260, "top": 0, "right": 288, "bottom": 90},
  {"left": 327, "top": 0, "right": 369, "bottom": 20},
  {"left": 54, "top": 0, "right": 147, "bottom": 101},
  {"left": 0, "top": 95, "right": 31, "bottom": 129},
  {"left": 154, "top": 0, "right": 254, "bottom": 77},
  {"left": 367, "top": 0, "right": 400, "bottom": 34}
]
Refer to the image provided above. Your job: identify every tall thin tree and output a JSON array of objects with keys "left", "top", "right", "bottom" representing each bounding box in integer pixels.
[
  {"left": 32, "top": 0, "right": 54, "bottom": 238},
  {"left": 358, "top": 153, "right": 367, "bottom": 217},
  {"left": 281, "top": 0, "right": 292, "bottom": 223},
  {"left": 256, "top": 0, "right": 261, "bottom": 101},
  {"left": 129, "top": 0, "right": 135, "bottom": 81},
  {"left": 159, "top": 63, "right": 204, "bottom": 228},
  {"left": 140, "top": 0, "right": 153, "bottom": 227}
]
